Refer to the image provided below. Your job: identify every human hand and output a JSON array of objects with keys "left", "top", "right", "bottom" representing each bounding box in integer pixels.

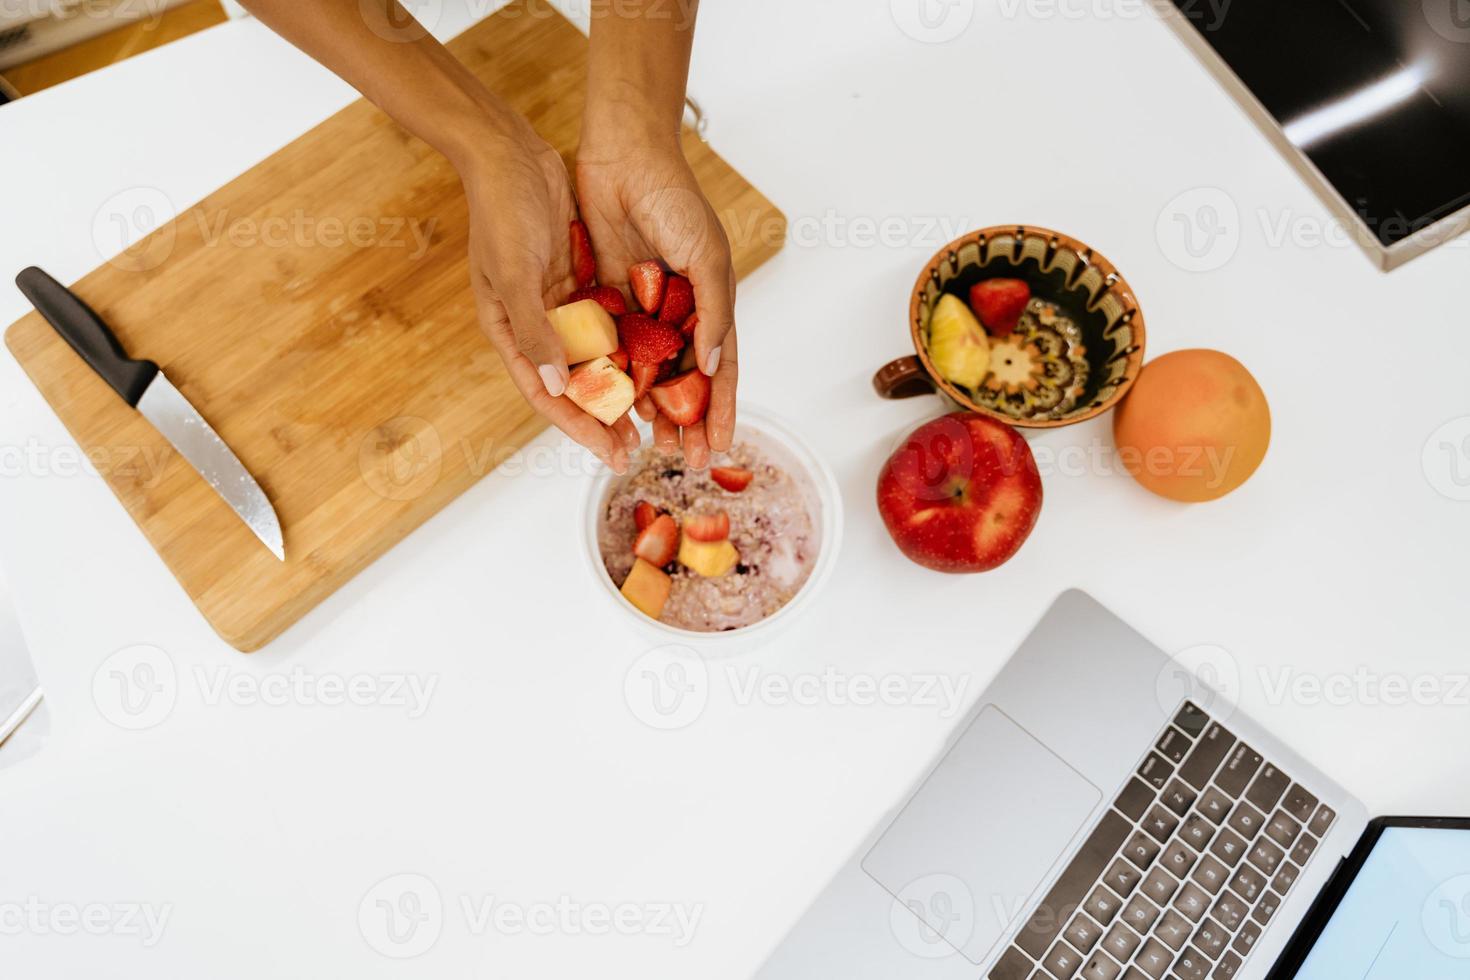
[
  {"left": 575, "top": 135, "right": 736, "bottom": 470},
  {"left": 459, "top": 120, "right": 639, "bottom": 473}
]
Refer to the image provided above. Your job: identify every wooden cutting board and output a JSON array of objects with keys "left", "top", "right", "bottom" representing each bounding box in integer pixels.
[{"left": 5, "top": 0, "right": 785, "bottom": 651}]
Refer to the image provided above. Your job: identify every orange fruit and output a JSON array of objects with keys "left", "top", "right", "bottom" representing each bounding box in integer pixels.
[{"left": 1112, "top": 349, "right": 1270, "bottom": 502}]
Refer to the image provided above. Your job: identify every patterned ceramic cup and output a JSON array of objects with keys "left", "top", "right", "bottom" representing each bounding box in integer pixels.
[{"left": 874, "top": 225, "right": 1146, "bottom": 428}]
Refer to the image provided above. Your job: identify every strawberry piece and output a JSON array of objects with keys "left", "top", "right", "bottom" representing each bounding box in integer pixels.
[
  {"left": 659, "top": 275, "right": 695, "bottom": 325},
  {"left": 617, "top": 314, "right": 684, "bottom": 364},
  {"left": 608, "top": 347, "right": 629, "bottom": 372},
  {"left": 570, "top": 220, "right": 597, "bottom": 288},
  {"left": 628, "top": 260, "right": 667, "bottom": 314},
  {"left": 649, "top": 369, "right": 711, "bottom": 427},
  {"left": 568, "top": 285, "right": 628, "bottom": 316},
  {"left": 634, "top": 500, "right": 658, "bottom": 531},
  {"left": 968, "top": 278, "right": 1031, "bottom": 337},
  {"left": 633, "top": 513, "right": 678, "bottom": 566},
  {"left": 710, "top": 467, "right": 753, "bottom": 493},
  {"left": 684, "top": 510, "right": 730, "bottom": 542},
  {"left": 629, "top": 361, "right": 661, "bottom": 401},
  {"left": 680, "top": 311, "right": 699, "bottom": 339}
]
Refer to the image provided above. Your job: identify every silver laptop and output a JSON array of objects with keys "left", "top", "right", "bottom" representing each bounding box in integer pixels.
[{"left": 756, "top": 589, "right": 1452, "bottom": 980}]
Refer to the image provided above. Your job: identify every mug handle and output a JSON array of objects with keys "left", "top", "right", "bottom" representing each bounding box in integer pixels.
[{"left": 873, "top": 355, "right": 937, "bottom": 399}]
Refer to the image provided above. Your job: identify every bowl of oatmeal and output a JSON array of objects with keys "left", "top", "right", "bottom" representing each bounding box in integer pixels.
[{"left": 583, "top": 406, "right": 841, "bottom": 647}]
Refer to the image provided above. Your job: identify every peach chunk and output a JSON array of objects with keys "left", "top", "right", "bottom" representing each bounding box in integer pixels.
[
  {"left": 547, "top": 299, "right": 619, "bottom": 364},
  {"left": 565, "top": 356, "right": 636, "bottom": 425},
  {"left": 621, "top": 558, "right": 672, "bottom": 619}
]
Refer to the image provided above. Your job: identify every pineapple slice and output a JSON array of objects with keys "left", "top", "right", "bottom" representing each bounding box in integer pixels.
[{"left": 928, "top": 294, "right": 991, "bottom": 389}]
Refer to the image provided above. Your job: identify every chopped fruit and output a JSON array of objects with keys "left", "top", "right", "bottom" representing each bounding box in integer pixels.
[
  {"left": 928, "top": 294, "right": 991, "bottom": 389},
  {"left": 659, "top": 275, "right": 695, "bottom": 324},
  {"left": 570, "top": 220, "right": 597, "bottom": 288},
  {"left": 547, "top": 299, "right": 619, "bottom": 364},
  {"left": 680, "top": 311, "right": 699, "bottom": 339},
  {"left": 649, "top": 369, "right": 711, "bottom": 427},
  {"left": 710, "top": 467, "right": 753, "bottom": 492},
  {"left": 634, "top": 500, "right": 659, "bottom": 532},
  {"left": 634, "top": 513, "right": 678, "bottom": 566},
  {"left": 617, "top": 314, "right": 684, "bottom": 364},
  {"left": 684, "top": 510, "right": 730, "bottom": 542},
  {"left": 629, "top": 360, "right": 661, "bottom": 401},
  {"left": 568, "top": 285, "right": 628, "bottom": 316},
  {"left": 679, "top": 536, "right": 740, "bottom": 578},
  {"left": 629, "top": 260, "right": 667, "bottom": 313},
  {"left": 608, "top": 347, "right": 629, "bottom": 372},
  {"left": 969, "top": 278, "right": 1031, "bottom": 337},
  {"left": 621, "top": 558, "right": 672, "bottom": 618},
  {"left": 564, "top": 356, "right": 636, "bottom": 425}
]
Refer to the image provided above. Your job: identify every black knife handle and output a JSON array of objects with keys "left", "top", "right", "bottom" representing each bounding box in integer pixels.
[{"left": 15, "top": 267, "right": 159, "bottom": 407}]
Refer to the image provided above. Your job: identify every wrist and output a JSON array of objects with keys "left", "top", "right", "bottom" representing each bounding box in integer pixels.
[{"left": 581, "top": 85, "right": 684, "bottom": 158}]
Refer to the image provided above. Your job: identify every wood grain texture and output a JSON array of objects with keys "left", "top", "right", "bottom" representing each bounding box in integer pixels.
[{"left": 5, "top": 0, "right": 786, "bottom": 651}]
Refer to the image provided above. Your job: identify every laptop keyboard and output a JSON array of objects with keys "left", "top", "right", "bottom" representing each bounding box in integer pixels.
[{"left": 987, "top": 702, "right": 1336, "bottom": 980}]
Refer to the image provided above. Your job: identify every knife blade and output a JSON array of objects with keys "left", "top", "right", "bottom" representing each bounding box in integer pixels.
[{"left": 15, "top": 267, "right": 285, "bottom": 561}]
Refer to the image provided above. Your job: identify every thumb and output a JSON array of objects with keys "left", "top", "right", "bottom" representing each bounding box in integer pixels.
[{"left": 503, "top": 279, "right": 568, "bottom": 396}]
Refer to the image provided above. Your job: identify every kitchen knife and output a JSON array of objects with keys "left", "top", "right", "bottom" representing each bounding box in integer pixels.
[{"left": 15, "top": 267, "right": 285, "bottom": 561}]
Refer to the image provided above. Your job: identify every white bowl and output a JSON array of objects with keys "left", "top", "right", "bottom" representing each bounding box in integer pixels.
[{"left": 581, "top": 405, "right": 843, "bottom": 654}]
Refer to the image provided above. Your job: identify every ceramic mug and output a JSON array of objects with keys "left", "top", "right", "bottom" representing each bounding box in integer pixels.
[{"left": 874, "top": 224, "right": 1146, "bottom": 428}]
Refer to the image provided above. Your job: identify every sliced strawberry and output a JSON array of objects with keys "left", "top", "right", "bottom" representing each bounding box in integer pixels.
[
  {"left": 633, "top": 513, "right": 678, "bottom": 566},
  {"left": 684, "top": 510, "right": 730, "bottom": 542},
  {"left": 570, "top": 220, "right": 597, "bottom": 288},
  {"left": 659, "top": 275, "right": 694, "bottom": 325},
  {"left": 634, "top": 500, "right": 658, "bottom": 532},
  {"left": 568, "top": 285, "right": 627, "bottom": 316},
  {"left": 649, "top": 369, "right": 711, "bottom": 427},
  {"left": 680, "top": 311, "right": 699, "bottom": 339},
  {"left": 710, "top": 467, "right": 753, "bottom": 493},
  {"left": 617, "top": 314, "right": 684, "bottom": 364},
  {"left": 628, "top": 260, "right": 667, "bottom": 314},
  {"left": 630, "top": 361, "right": 661, "bottom": 401},
  {"left": 968, "top": 278, "right": 1031, "bottom": 337},
  {"left": 608, "top": 347, "right": 629, "bottom": 372}
]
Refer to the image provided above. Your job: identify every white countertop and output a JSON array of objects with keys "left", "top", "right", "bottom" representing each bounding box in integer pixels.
[{"left": 2, "top": 1, "right": 1468, "bottom": 975}]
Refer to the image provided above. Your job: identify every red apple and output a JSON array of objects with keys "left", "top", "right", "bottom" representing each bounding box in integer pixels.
[{"left": 876, "top": 412, "right": 1042, "bottom": 573}]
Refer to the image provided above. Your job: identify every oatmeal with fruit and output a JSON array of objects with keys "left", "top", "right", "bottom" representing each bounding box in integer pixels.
[{"left": 600, "top": 443, "right": 818, "bottom": 632}]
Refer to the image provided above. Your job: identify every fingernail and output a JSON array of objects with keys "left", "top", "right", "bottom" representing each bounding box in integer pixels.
[
  {"left": 704, "top": 345, "right": 721, "bottom": 376},
  {"left": 539, "top": 364, "right": 566, "bottom": 397}
]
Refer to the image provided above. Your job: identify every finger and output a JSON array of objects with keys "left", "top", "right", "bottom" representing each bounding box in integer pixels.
[
  {"left": 502, "top": 272, "right": 569, "bottom": 397},
  {"left": 652, "top": 413, "right": 681, "bottom": 455},
  {"left": 499, "top": 339, "right": 625, "bottom": 471},
  {"left": 634, "top": 395, "right": 656, "bottom": 423},
  {"left": 612, "top": 413, "right": 640, "bottom": 451},
  {"left": 687, "top": 238, "right": 736, "bottom": 376},
  {"left": 682, "top": 420, "right": 710, "bottom": 470},
  {"left": 704, "top": 327, "right": 738, "bottom": 452}
]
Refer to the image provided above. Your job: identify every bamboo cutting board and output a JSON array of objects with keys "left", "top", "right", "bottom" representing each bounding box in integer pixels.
[{"left": 5, "top": 0, "right": 786, "bottom": 651}]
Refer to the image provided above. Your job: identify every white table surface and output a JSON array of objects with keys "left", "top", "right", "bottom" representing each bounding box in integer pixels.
[{"left": 2, "top": 1, "right": 1469, "bottom": 975}]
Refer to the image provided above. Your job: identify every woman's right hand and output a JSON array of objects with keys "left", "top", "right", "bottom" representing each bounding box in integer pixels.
[{"left": 457, "top": 119, "right": 639, "bottom": 474}]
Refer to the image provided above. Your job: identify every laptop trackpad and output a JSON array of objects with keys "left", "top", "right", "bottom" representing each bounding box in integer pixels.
[{"left": 861, "top": 705, "right": 1100, "bottom": 965}]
